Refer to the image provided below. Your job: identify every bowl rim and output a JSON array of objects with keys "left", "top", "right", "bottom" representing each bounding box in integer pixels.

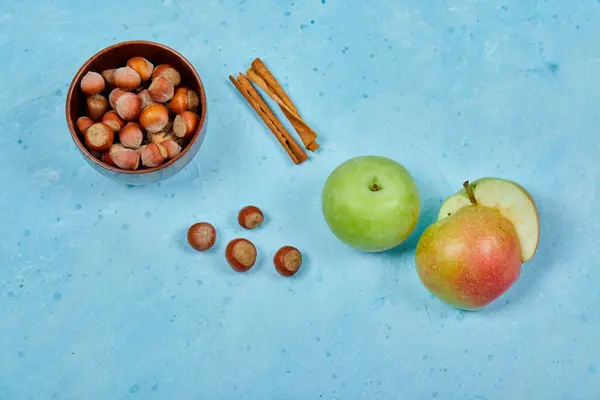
[{"left": 65, "top": 40, "right": 207, "bottom": 175}]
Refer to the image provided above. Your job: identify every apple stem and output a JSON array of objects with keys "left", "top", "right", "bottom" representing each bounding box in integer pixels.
[
  {"left": 463, "top": 180, "right": 477, "bottom": 205},
  {"left": 371, "top": 184, "right": 380, "bottom": 192}
]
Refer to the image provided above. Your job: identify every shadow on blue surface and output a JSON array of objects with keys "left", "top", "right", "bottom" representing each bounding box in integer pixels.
[{"left": 486, "top": 188, "right": 567, "bottom": 312}]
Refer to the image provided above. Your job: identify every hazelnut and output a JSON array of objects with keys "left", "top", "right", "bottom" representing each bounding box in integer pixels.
[
  {"left": 109, "top": 144, "right": 140, "bottom": 170},
  {"left": 108, "top": 143, "right": 124, "bottom": 154},
  {"left": 273, "top": 246, "right": 303, "bottom": 277},
  {"left": 187, "top": 222, "right": 216, "bottom": 251},
  {"left": 237, "top": 206, "right": 264, "bottom": 230},
  {"left": 138, "top": 89, "right": 155, "bottom": 110},
  {"left": 148, "top": 76, "right": 175, "bottom": 103},
  {"left": 114, "top": 66, "right": 141, "bottom": 91},
  {"left": 101, "top": 150, "right": 115, "bottom": 166},
  {"left": 146, "top": 130, "right": 175, "bottom": 145},
  {"left": 169, "top": 87, "right": 200, "bottom": 114},
  {"left": 84, "top": 122, "right": 114, "bottom": 152},
  {"left": 119, "top": 122, "right": 144, "bottom": 149},
  {"left": 101, "top": 69, "right": 116, "bottom": 87},
  {"left": 126, "top": 57, "right": 154, "bottom": 81},
  {"left": 80, "top": 71, "right": 105, "bottom": 95},
  {"left": 76, "top": 116, "right": 94, "bottom": 135},
  {"left": 160, "top": 139, "right": 182, "bottom": 159},
  {"left": 173, "top": 111, "right": 199, "bottom": 139},
  {"left": 115, "top": 92, "right": 142, "bottom": 121},
  {"left": 138, "top": 143, "right": 167, "bottom": 168},
  {"left": 86, "top": 94, "right": 109, "bottom": 121},
  {"left": 225, "top": 238, "right": 257, "bottom": 272},
  {"left": 101, "top": 110, "right": 125, "bottom": 132},
  {"left": 108, "top": 88, "right": 127, "bottom": 109},
  {"left": 151, "top": 64, "right": 181, "bottom": 86},
  {"left": 140, "top": 103, "right": 169, "bottom": 133}
]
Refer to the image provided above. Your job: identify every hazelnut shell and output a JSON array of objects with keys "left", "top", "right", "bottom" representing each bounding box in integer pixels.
[
  {"left": 225, "top": 238, "right": 257, "bottom": 272},
  {"left": 237, "top": 206, "right": 264, "bottom": 230},
  {"left": 187, "top": 222, "right": 217, "bottom": 251},
  {"left": 274, "top": 246, "right": 303, "bottom": 277}
]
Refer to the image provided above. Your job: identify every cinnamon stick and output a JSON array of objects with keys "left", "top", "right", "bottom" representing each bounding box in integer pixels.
[
  {"left": 229, "top": 74, "right": 307, "bottom": 164},
  {"left": 251, "top": 58, "right": 298, "bottom": 113},
  {"left": 246, "top": 68, "right": 319, "bottom": 152},
  {"left": 248, "top": 59, "right": 319, "bottom": 152}
]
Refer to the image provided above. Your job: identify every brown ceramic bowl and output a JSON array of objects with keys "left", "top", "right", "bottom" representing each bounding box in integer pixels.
[{"left": 65, "top": 40, "right": 207, "bottom": 185}]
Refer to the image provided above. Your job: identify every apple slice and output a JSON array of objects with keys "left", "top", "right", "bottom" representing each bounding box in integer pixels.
[{"left": 438, "top": 177, "right": 540, "bottom": 262}]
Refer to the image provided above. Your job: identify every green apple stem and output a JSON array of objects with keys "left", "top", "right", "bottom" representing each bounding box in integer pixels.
[
  {"left": 369, "top": 177, "right": 382, "bottom": 192},
  {"left": 463, "top": 180, "right": 477, "bottom": 205}
]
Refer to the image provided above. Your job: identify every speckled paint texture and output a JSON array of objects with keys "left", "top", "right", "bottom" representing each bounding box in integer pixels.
[{"left": 1, "top": 1, "right": 599, "bottom": 399}]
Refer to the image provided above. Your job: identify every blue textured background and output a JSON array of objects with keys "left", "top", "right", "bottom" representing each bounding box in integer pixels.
[{"left": 1, "top": 1, "right": 599, "bottom": 399}]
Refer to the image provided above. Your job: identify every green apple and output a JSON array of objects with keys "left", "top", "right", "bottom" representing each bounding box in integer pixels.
[
  {"left": 438, "top": 177, "right": 540, "bottom": 262},
  {"left": 415, "top": 178, "right": 540, "bottom": 310},
  {"left": 321, "top": 155, "right": 420, "bottom": 252}
]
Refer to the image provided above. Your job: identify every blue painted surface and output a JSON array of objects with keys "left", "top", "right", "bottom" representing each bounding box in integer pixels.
[{"left": 1, "top": 1, "right": 599, "bottom": 399}]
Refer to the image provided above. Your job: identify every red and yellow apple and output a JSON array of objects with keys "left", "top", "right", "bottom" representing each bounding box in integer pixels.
[{"left": 415, "top": 178, "right": 540, "bottom": 310}]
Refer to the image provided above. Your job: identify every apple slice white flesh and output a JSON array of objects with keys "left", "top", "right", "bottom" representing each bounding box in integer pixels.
[{"left": 438, "top": 178, "right": 540, "bottom": 262}]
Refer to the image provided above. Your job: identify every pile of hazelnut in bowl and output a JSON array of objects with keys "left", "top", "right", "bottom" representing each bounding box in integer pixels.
[{"left": 74, "top": 56, "right": 201, "bottom": 170}]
